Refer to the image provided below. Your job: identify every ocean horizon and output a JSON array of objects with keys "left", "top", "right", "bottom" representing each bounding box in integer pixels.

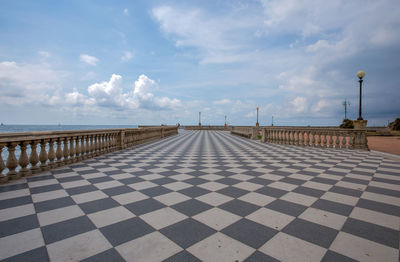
[{"left": 0, "top": 124, "right": 139, "bottom": 133}]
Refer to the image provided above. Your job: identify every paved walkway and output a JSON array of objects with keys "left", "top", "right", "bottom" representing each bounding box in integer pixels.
[{"left": 0, "top": 131, "right": 399, "bottom": 262}]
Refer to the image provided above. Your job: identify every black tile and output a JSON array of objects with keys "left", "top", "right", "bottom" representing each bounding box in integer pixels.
[
  {"left": 185, "top": 177, "right": 210, "bottom": 185},
  {"left": 372, "top": 176, "right": 400, "bottom": 185},
  {"left": 160, "top": 218, "right": 215, "bottom": 249},
  {"left": 329, "top": 186, "right": 362, "bottom": 197},
  {"left": 366, "top": 186, "right": 400, "bottom": 198},
  {"left": 158, "top": 171, "right": 180, "bottom": 177},
  {"left": 100, "top": 217, "right": 155, "bottom": 246},
  {"left": 0, "top": 183, "right": 28, "bottom": 192},
  {"left": 219, "top": 199, "right": 260, "bottom": 217},
  {"left": 248, "top": 177, "right": 274, "bottom": 186},
  {"left": 266, "top": 199, "right": 307, "bottom": 217},
  {"left": 81, "top": 248, "right": 125, "bottom": 262},
  {"left": 103, "top": 170, "right": 126, "bottom": 175},
  {"left": 51, "top": 168, "right": 73, "bottom": 174},
  {"left": 140, "top": 186, "right": 172, "bottom": 197},
  {"left": 312, "top": 199, "right": 353, "bottom": 216},
  {"left": 216, "top": 186, "right": 248, "bottom": 198},
  {"left": 0, "top": 196, "right": 32, "bottom": 209},
  {"left": 41, "top": 216, "right": 95, "bottom": 244},
  {"left": 178, "top": 186, "right": 210, "bottom": 198},
  {"left": 222, "top": 218, "right": 278, "bottom": 249},
  {"left": 79, "top": 198, "right": 119, "bottom": 214},
  {"left": 102, "top": 186, "right": 134, "bottom": 196},
  {"left": 342, "top": 218, "right": 399, "bottom": 248},
  {"left": 57, "top": 175, "right": 83, "bottom": 183},
  {"left": 0, "top": 214, "right": 39, "bottom": 238},
  {"left": 87, "top": 176, "right": 114, "bottom": 184},
  {"left": 356, "top": 199, "right": 400, "bottom": 217},
  {"left": 244, "top": 251, "right": 280, "bottom": 262},
  {"left": 255, "top": 186, "right": 287, "bottom": 198},
  {"left": 2, "top": 246, "right": 50, "bottom": 262},
  {"left": 282, "top": 218, "right": 338, "bottom": 248},
  {"left": 311, "top": 177, "right": 337, "bottom": 185},
  {"left": 77, "top": 169, "right": 99, "bottom": 175},
  {"left": 65, "top": 185, "right": 98, "bottom": 195},
  {"left": 341, "top": 176, "right": 369, "bottom": 185},
  {"left": 124, "top": 198, "right": 166, "bottom": 216},
  {"left": 29, "top": 184, "right": 63, "bottom": 194},
  {"left": 163, "top": 250, "right": 201, "bottom": 262},
  {"left": 152, "top": 177, "right": 176, "bottom": 185},
  {"left": 293, "top": 186, "right": 325, "bottom": 198},
  {"left": 119, "top": 177, "right": 144, "bottom": 185},
  {"left": 171, "top": 199, "right": 213, "bottom": 217},
  {"left": 34, "top": 196, "right": 75, "bottom": 213},
  {"left": 280, "top": 177, "right": 306, "bottom": 185},
  {"left": 321, "top": 250, "right": 357, "bottom": 262},
  {"left": 26, "top": 174, "right": 54, "bottom": 182}
]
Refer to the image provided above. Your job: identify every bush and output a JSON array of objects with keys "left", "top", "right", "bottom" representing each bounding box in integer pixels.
[
  {"left": 389, "top": 118, "right": 400, "bottom": 130},
  {"left": 340, "top": 119, "right": 354, "bottom": 129}
]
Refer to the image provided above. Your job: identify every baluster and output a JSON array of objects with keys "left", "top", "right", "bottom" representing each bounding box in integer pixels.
[
  {"left": 92, "top": 135, "right": 97, "bottom": 156},
  {"left": 39, "top": 139, "right": 49, "bottom": 171},
  {"left": 75, "top": 136, "right": 81, "bottom": 161},
  {"left": 63, "top": 137, "right": 70, "bottom": 164},
  {"left": 106, "top": 134, "right": 111, "bottom": 152},
  {"left": 322, "top": 132, "right": 327, "bottom": 147},
  {"left": 19, "top": 141, "right": 31, "bottom": 177},
  {"left": 56, "top": 138, "right": 63, "bottom": 166},
  {"left": 299, "top": 131, "right": 303, "bottom": 146},
  {"left": 311, "top": 131, "right": 316, "bottom": 147},
  {"left": 290, "top": 131, "right": 294, "bottom": 145},
  {"left": 80, "top": 136, "right": 86, "bottom": 160},
  {"left": 86, "top": 135, "right": 91, "bottom": 158},
  {"left": 283, "top": 130, "right": 287, "bottom": 144},
  {"left": 95, "top": 134, "right": 100, "bottom": 156},
  {"left": 69, "top": 137, "right": 75, "bottom": 163},
  {"left": 100, "top": 134, "right": 105, "bottom": 154},
  {"left": 316, "top": 131, "right": 321, "bottom": 147},
  {"left": 0, "top": 143, "right": 6, "bottom": 180},
  {"left": 30, "top": 140, "right": 40, "bottom": 174},
  {"left": 328, "top": 132, "right": 334, "bottom": 148},
  {"left": 335, "top": 133, "right": 340, "bottom": 148},
  {"left": 342, "top": 133, "right": 347, "bottom": 148},
  {"left": 6, "top": 142, "right": 19, "bottom": 180},
  {"left": 305, "top": 131, "right": 310, "bottom": 146},
  {"left": 48, "top": 139, "right": 56, "bottom": 169}
]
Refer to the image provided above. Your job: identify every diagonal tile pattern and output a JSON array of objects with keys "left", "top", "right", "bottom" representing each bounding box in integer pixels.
[{"left": 0, "top": 130, "right": 399, "bottom": 261}]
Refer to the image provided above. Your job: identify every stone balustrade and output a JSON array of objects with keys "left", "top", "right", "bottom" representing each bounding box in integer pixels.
[
  {"left": 261, "top": 127, "right": 368, "bottom": 150},
  {"left": 231, "top": 126, "right": 257, "bottom": 139},
  {"left": 0, "top": 126, "right": 178, "bottom": 183}
]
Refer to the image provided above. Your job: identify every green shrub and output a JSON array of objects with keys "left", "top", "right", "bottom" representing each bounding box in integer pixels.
[
  {"left": 340, "top": 119, "right": 354, "bottom": 129},
  {"left": 389, "top": 118, "right": 400, "bottom": 130}
]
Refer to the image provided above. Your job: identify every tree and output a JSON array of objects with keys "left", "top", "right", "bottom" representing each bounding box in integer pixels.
[
  {"left": 388, "top": 118, "right": 400, "bottom": 130},
  {"left": 340, "top": 119, "right": 354, "bottom": 129}
]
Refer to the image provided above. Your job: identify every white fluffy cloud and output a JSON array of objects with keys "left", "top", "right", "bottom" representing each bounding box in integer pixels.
[
  {"left": 79, "top": 54, "right": 99, "bottom": 66},
  {"left": 121, "top": 51, "right": 133, "bottom": 62}
]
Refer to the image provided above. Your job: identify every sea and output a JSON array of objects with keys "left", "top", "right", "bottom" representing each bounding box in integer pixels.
[{"left": 0, "top": 124, "right": 139, "bottom": 133}]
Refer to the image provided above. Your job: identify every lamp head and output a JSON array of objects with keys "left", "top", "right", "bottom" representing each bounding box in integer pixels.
[
  {"left": 256, "top": 107, "right": 259, "bottom": 110},
  {"left": 357, "top": 70, "right": 365, "bottom": 79}
]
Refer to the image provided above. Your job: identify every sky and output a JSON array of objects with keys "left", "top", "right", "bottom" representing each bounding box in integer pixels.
[{"left": 0, "top": 0, "right": 399, "bottom": 126}]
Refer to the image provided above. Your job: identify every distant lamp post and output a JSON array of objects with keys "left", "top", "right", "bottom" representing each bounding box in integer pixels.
[
  {"left": 198, "top": 112, "right": 201, "bottom": 128},
  {"left": 357, "top": 70, "right": 365, "bottom": 120},
  {"left": 342, "top": 100, "right": 350, "bottom": 119},
  {"left": 271, "top": 116, "right": 274, "bottom": 126},
  {"left": 224, "top": 115, "right": 227, "bottom": 130},
  {"left": 256, "top": 107, "right": 259, "bottom": 127}
]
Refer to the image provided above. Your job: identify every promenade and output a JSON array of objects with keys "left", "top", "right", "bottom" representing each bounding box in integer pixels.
[{"left": 0, "top": 130, "right": 399, "bottom": 261}]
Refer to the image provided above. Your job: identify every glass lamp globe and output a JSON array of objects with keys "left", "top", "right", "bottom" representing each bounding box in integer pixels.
[{"left": 357, "top": 70, "right": 366, "bottom": 79}]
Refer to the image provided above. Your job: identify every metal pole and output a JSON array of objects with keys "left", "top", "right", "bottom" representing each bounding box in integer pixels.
[
  {"left": 225, "top": 115, "right": 226, "bottom": 125},
  {"left": 358, "top": 79, "right": 363, "bottom": 120}
]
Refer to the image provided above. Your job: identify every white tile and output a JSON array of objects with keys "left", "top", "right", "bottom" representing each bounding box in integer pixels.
[
  {"left": 299, "top": 207, "right": 347, "bottom": 230},
  {"left": 239, "top": 192, "right": 276, "bottom": 206},
  {"left": 350, "top": 207, "right": 400, "bottom": 230},
  {"left": 94, "top": 180, "right": 123, "bottom": 190},
  {"left": 321, "top": 192, "right": 359, "bottom": 206},
  {"left": 280, "top": 192, "right": 318, "bottom": 206},
  {"left": 169, "top": 174, "right": 194, "bottom": 181},
  {"left": 140, "top": 207, "right": 187, "bottom": 230},
  {"left": 112, "top": 191, "right": 149, "bottom": 205},
  {"left": 38, "top": 205, "right": 84, "bottom": 226},
  {"left": 198, "top": 182, "right": 228, "bottom": 191},
  {"left": 330, "top": 232, "right": 398, "bottom": 262},
  {"left": 368, "top": 181, "right": 400, "bottom": 191},
  {"left": 230, "top": 174, "right": 253, "bottom": 181},
  {"left": 374, "top": 173, "right": 400, "bottom": 181},
  {"left": 233, "top": 181, "right": 263, "bottom": 191},
  {"left": 303, "top": 181, "right": 332, "bottom": 191},
  {"left": 88, "top": 206, "right": 135, "bottom": 228},
  {"left": 193, "top": 208, "right": 241, "bottom": 230},
  {"left": 71, "top": 190, "right": 108, "bottom": 204},
  {"left": 116, "top": 231, "right": 182, "bottom": 262},
  {"left": 147, "top": 167, "right": 169, "bottom": 173},
  {"left": 97, "top": 167, "right": 119, "bottom": 172},
  {"left": 81, "top": 172, "right": 106, "bottom": 179},
  {"left": 0, "top": 228, "right": 44, "bottom": 260},
  {"left": 110, "top": 173, "right": 134, "bottom": 180},
  {"left": 288, "top": 173, "right": 314, "bottom": 181},
  {"left": 259, "top": 232, "right": 326, "bottom": 262},
  {"left": 335, "top": 181, "right": 367, "bottom": 191},
  {"left": 0, "top": 188, "right": 30, "bottom": 201},
  {"left": 163, "top": 181, "right": 192, "bottom": 191},
  {"left": 54, "top": 172, "right": 78, "bottom": 179},
  {"left": 346, "top": 173, "right": 372, "bottom": 181},
  {"left": 268, "top": 181, "right": 298, "bottom": 191},
  {"left": 61, "top": 179, "right": 91, "bottom": 189},
  {"left": 258, "top": 174, "right": 284, "bottom": 181},
  {"left": 188, "top": 232, "right": 254, "bottom": 262},
  {"left": 153, "top": 192, "right": 190, "bottom": 206},
  {"left": 31, "top": 189, "right": 68, "bottom": 203},
  {"left": 199, "top": 174, "right": 224, "bottom": 181},
  {"left": 0, "top": 204, "right": 35, "bottom": 222},
  {"left": 246, "top": 208, "right": 295, "bottom": 230},
  {"left": 361, "top": 191, "right": 400, "bottom": 207},
  {"left": 317, "top": 173, "right": 343, "bottom": 181},
  {"left": 141, "top": 174, "right": 164, "bottom": 180},
  {"left": 129, "top": 181, "right": 158, "bottom": 190},
  {"left": 47, "top": 230, "right": 112, "bottom": 262},
  {"left": 196, "top": 192, "right": 233, "bottom": 206},
  {"left": 28, "top": 178, "right": 58, "bottom": 188}
]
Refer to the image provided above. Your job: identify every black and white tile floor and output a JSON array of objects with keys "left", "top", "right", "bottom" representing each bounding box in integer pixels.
[{"left": 0, "top": 131, "right": 399, "bottom": 262}]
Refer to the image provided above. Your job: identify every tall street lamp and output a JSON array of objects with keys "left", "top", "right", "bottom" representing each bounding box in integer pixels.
[
  {"left": 224, "top": 115, "right": 227, "bottom": 130},
  {"left": 198, "top": 112, "right": 201, "bottom": 128},
  {"left": 357, "top": 70, "right": 365, "bottom": 120},
  {"left": 256, "top": 107, "right": 259, "bottom": 127}
]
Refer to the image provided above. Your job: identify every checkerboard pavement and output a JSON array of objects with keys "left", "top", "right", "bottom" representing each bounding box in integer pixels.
[{"left": 0, "top": 130, "right": 399, "bottom": 261}]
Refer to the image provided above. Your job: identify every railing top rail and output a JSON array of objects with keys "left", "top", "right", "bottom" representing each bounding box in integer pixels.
[{"left": 262, "top": 127, "right": 362, "bottom": 131}]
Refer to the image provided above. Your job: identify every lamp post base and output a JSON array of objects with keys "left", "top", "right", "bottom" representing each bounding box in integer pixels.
[
  {"left": 256, "top": 123, "right": 259, "bottom": 127},
  {"left": 354, "top": 120, "right": 367, "bottom": 130}
]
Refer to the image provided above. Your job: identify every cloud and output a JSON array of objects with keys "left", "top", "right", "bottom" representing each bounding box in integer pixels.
[
  {"left": 121, "top": 51, "right": 133, "bottom": 62},
  {"left": 291, "top": 97, "right": 307, "bottom": 113},
  {"left": 38, "top": 51, "right": 50, "bottom": 59},
  {"left": 123, "top": 8, "right": 129, "bottom": 15},
  {"left": 79, "top": 54, "right": 99, "bottom": 66},
  {"left": 213, "top": 99, "right": 232, "bottom": 105}
]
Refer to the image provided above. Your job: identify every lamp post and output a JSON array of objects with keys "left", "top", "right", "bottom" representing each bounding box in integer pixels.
[
  {"left": 357, "top": 70, "right": 365, "bottom": 120},
  {"left": 271, "top": 116, "right": 274, "bottom": 126},
  {"left": 256, "top": 107, "right": 259, "bottom": 127},
  {"left": 224, "top": 115, "right": 227, "bottom": 130},
  {"left": 198, "top": 112, "right": 201, "bottom": 128}
]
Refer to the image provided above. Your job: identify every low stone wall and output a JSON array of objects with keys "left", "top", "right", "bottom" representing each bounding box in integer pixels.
[
  {"left": 0, "top": 126, "right": 178, "bottom": 183},
  {"left": 231, "top": 126, "right": 257, "bottom": 139}
]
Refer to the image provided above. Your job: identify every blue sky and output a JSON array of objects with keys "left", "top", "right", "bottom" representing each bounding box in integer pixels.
[{"left": 0, "top": 0, "right": 399, "bottom": 126}]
